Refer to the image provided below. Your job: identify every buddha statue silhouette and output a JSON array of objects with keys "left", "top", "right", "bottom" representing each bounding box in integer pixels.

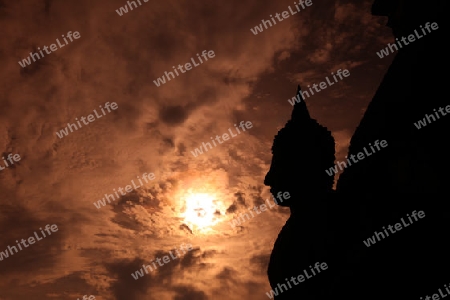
[
  {"left": 264, "top": 0, "right": 449, "bottom": 298},
  {"left": 264, "top": 86, "right": 339, "bottom": 299}
]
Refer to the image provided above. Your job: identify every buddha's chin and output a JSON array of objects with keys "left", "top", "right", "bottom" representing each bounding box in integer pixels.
[
  {"left": 269, "top": 188, "right": 283, "bottom": 198},
  {"left": 269, "top": 188, "right": 293, "bottom": 207}
]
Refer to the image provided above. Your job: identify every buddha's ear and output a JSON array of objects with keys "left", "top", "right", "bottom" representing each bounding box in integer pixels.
[{"left": 291, "top": 85, "right": 311, "bottom": 122}]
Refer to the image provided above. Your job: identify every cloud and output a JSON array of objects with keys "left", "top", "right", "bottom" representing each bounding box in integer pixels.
[{"left": 0, "top": 0, "right": 394, "bottom": 298}]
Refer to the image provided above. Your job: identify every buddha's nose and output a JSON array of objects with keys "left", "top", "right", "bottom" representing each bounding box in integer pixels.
[{"left": 264, "top": 168, "right": 273, "bottom": 186}]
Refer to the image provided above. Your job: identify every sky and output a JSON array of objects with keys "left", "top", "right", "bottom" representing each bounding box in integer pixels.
[{"left": 0, "top": 0, "right": 394, "bottom": 299}]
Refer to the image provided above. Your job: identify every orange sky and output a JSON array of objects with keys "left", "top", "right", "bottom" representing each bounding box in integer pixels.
[{"left": 0, "top": 0, "right": 394, "bottom": 299}]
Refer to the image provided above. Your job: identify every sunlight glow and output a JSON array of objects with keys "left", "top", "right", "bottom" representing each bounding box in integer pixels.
[{"left": 182, "top": 192, "right": 219, "bottom": 230}]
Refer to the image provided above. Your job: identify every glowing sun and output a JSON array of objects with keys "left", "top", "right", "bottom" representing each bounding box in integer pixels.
[{"left": 182, "top": 192, "right": 219, "bottom": 230}]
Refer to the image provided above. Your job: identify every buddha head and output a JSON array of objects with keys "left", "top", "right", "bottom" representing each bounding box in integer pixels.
[{"left": 264, "top": 86, "right": 335, "bottom": 207}]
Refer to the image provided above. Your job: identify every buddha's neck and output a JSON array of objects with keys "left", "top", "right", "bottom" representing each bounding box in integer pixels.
[{"left": 288, "top": 192, "right": 334, "bottom": 215}]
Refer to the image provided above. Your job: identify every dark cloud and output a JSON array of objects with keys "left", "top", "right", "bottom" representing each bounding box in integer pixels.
[
  {"left": 172, "top": 286, "right": 209, "bottom": 300},
  {"left": 107, "top": 258, "right": 154, "bottom": 300},
  {"left": 0, "top": 204, "right": 65, "bottom": 275},
  {"left": 159, "top": 105, "right": 189, "bottom": 126},
  {"left": 0, "top": 0, "right": 395, "bottom": 298},
  {"left": 250, "top": 253, "right": 271, "bottom": 274}
]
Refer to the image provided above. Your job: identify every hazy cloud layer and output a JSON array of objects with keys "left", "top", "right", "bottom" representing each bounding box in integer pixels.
[{"left": 0, "top": 0, "right": 392, "bottom": 299}]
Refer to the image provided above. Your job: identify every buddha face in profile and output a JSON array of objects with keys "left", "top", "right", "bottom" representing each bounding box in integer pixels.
[
  {"left": 264, "top": 148, "right": 295, "bottom": 207},
  {"left": 264, "top": 147, "right": 334, "bottom": 207},
  {"left": 263, "top": 123, "right": 335, "bottom": 206}
]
